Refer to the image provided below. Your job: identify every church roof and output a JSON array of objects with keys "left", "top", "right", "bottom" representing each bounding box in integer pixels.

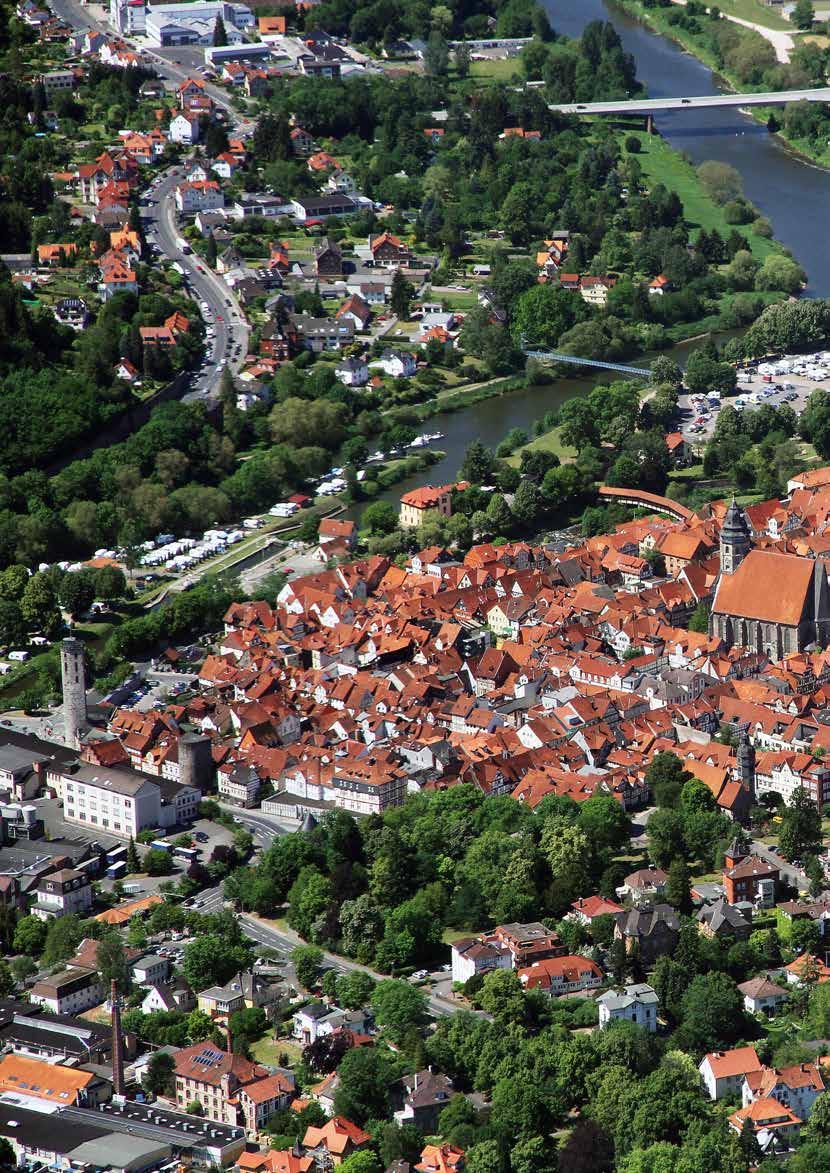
[{"left": 713, "top": 550, "right": 815, "bottom": 626}]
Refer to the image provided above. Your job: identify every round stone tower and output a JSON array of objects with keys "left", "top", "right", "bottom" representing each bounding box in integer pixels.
[
  {"left": 178, "top": 732, "right": 214, "bottom": 793},
  {"left": 60, "top": 637, "right": 87, "bottom": 749}
]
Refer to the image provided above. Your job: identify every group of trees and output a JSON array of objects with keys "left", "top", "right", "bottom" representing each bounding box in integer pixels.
[{"left": 225, "top": 787, "right": 633, "bottom": 973}]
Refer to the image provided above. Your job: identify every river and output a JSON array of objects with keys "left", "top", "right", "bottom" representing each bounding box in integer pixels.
[{"left": 350, "top": 0, "right": 829, "bottom": 517}]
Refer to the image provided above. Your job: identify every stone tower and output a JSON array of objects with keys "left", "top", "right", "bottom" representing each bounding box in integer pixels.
[
  {"left": 178, "top": 732, "right": 214, "bottom": 793},
  {"left": 737, "top": 730, "right": 756, "bottom": 798},
  {"left": 60, "top": 637, "right": 87, "bottom": 749},
  {"left": 719, "top": 498, "right": 751, "bottom": 576}
]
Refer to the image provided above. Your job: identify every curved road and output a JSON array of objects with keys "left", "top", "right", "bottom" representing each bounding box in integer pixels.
[
  {"left": 50, "top": 0, "right": 251, "bottom": 400},
  {"left": 141, "top": 167, "right": 249, "bottom": 401}
]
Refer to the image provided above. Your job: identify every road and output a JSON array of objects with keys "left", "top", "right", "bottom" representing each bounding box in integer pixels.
[
  {"left": 49, "top": 0, "right": 251, "bottom": 402},
  {"left": 225, "top": 806, "right": 299, "bottom": 848},
  {"left": 141, "top": 167, "right": 249, "bottom": 401},
  {"left": 547, "top": 87, "right": 830, "bottom": 115},
  {"left": 240, "top": 913, "right": 466, "bottom": 1018},
  {"left": 49, "top": 0, "right": 242, "bottom": 118},
  {"left": 751, "top": 840, "right": 808, "bottom": 891}
]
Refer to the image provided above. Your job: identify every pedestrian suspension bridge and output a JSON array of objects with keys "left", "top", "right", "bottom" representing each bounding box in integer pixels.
[{"left": 520, "top": 340, "right": 652, "bottom": 378}]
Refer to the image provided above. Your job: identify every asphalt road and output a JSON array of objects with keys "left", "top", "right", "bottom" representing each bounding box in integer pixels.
[
  {"left": 751, "top": 839, "right": 808, "bottom": 891},
  {"left": 547, "top": 87, "right": 830, "bottom": 115},
  {"left": 141, "top": 168, "right": 249, "bottom": 402},
  {"left": 50, "top": 0, "right": 251, "bottom": 402},
  {"left": 240, "top": 913, "right": 468, "bottom": 1018}
]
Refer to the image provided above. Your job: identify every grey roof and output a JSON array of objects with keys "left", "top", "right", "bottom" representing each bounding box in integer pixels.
[
  {"left": 697, "top": 897, "right": 750, "bottom": 934},
  {"left": 598, "top": 982, "right": 658, "bottom": 1011},
  {"left": 0, "top": 1102, "right": 107, "bottom": 1157},
  {"left": 617, "top": 904, "right": 680, "bottom": 937},
  {"left": 67, "top": 1133, "right": 172, "bottom": 1170},
  {"left": 70, "top": 762, "right": 157, "bottom": 796}
]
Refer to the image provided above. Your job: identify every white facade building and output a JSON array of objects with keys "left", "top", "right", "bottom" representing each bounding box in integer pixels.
[{"left": 597, "top": 983, "right": 658, "bottom": 1031}]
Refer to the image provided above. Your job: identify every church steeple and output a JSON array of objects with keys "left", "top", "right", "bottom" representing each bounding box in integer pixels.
[{"left": 720, "top": 497, "right": 751, "bottom": 575}]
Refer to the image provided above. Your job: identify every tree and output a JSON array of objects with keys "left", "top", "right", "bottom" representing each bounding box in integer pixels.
[
  {"left": 362, "top": 501, "right": 398, "bottom": 536},
  {"left": 187, "top": 1009, "right": 214, "bottom": 1043},
  {"left": 697, "top": 160, "right": 743, "bottom": 205},
  {"left": 205, "top": 232, "right": 217, "bottom": 268},
  {"left": 460, "top": 440, "right": 496, "bottom": 485},
  {"left": 755, "top": 253, "right": 806, "bottom": 295},
  {"left": 333, "top": 1046, "right": 392, "bottom": 1124},
  {"left": 688, "top": 601, "right": 710, "bottom": 634},
  {"left": 779, "top": 787, "right": 822, "bottom": 862},
  {"left": 212, "top": 13, "right": 227, "bottom": 44},
  {"left": 144, "top": 1050, "right": 175, "bottom": 1096},
  {"left": 793, "top": 0, "right": 815, "bottom": 29},
  {"left": 375, "top": 980, "right": 431, "bottom": 1046},
  {"left": 666, "top": 858, "right": 693, "bottom": 915},
  {"left": 647, "top": 809, "right": 686, "bottom": 870},
  {"left": 97, "top": 930, "right": 130, "bottom": 992},
  {"left": 292, "top": 945, "right": 324, "bottom": 991},
  {"left": 424, "top": 29, "right": 449, "bottom": 76},
  {"left": 229, "top": 1006, "right": 267, "bottom": 1047},
  {"left": 144, "top": 849, "right": 173, "bottom": 876},
  {"left": 0, "top": 600, "right": 25, "bottom": 647},
  {"left": 675, "top": 972, "right": 744, "bottom": 1053},
  {"left": 646, "top": 752, "right": 692, "bottom": 807},
  {"left": 339, "top": 1154, "right": 382, "bottom": 1173},
  {"left": 390, "top": 270, "right": 414, "bottom": 319},
  {"left": 42, "top": 915, "right": 83, "bottom": 967},
  {"left": 58, "top": 571, "right": 95, "bottom": 618},
  {"left": 13, "top": 914, "right": 46, "bottom": 956},
  {"left": 20, "top": 571, "right": 60, "bottom": 635},
  {"left": 126, "top": 837, "right": 141, "bottom": 873},
  {"left": 336, "top": 970, "right": 376, "bottom": 1009},
  {"left": 578, "top": 795, "right": 631, "bottom": 854},
  {"left": 182, "top": 934, "right": 251, "bottom": 992}
]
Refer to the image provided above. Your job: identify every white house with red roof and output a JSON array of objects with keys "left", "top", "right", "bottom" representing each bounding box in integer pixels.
[{"left": 699, "top": 1046, "right": 763, "bottom": 1100}]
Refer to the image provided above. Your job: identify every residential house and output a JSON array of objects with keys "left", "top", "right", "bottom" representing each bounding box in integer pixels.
[
  {"left": 30, "top": 968, "right": 104, "bottom": 1016},
  {"left": 176, "top": 180, "right": 224, "bottom": 214},
  {"left": 697, "top": 897, "right": 751, "bottom": 941},
  {"left": 616, "top": 866, "right": 668, "bottom": 904},
  {"left": 738, "top": 975, "right": 789, "bottom": 1017},
  {"left": 369, "top": 232, "right": 411, "bottom": 266},
  {"left": 336, "top": 294, "right": 371, "bottom": 330},
  {"left": 699, "top": 1046, "right": 763, "bottom": 1101},
  {"left": 335, "top": 357, "right": 369, "bottom": 387},
  {"left": 518, "top": 954, "right": 604, "bottom": 995},
  {"left": 400, "top": 484, "right": 453, "bottom": 529},
  {"left": 614, "top": 904, "right": 680, "bottom": 965},
  {"left": 370, "top": 349, "right": 417, "bottom": 379},
  {"left": 32, "top": 868, "right": 92, "bottom": 921},
  {"left": 169, "top": 114, "right": 200, "bottom": 144},
  {"left": 392, "top": 1069, "right": 455, "bottom": 1133},
  {"left": 598, "top": 983, "right": 659, "bottom": 1031},
  {"left": 172, "top": 1041, "right": 295, "bottom": 1133},
  {"left": 302, "top": 1116, "right": 370, "bottom": 1166}
]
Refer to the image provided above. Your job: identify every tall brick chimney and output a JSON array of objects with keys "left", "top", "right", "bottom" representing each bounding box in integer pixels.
[{"left": 111, "top": 979, "right": 125, "bottom": 1098}]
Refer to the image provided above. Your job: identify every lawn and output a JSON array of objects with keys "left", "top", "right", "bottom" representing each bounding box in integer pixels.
[
  {"left": 629, "top": 132, "right": 780, "bottom": 261},
  {"left": 250, "top": 1034, "right": 303, "bottom": 1067},
  {"left": 508, "top": 424, "right": 578, "bottom": 467},
  {"left": 470, "top": 57, "right": 523, "bottom": 83},
  {"left": 714, "top": 0, "right": 792, "bottom": 30}
]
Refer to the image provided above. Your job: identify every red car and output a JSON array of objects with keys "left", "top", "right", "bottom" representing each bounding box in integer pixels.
[{"left": 216, "top": 314, "right": 224, "bottom": 321}]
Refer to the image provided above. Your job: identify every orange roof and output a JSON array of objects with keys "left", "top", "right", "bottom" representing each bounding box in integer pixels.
[
  {"left": 713, "top": 549, "right": 816, "bottom": 626},
  {"left": 95, "top": 893, "right": 162, "bottom": 924},
  {"left": 238, "top": 1154, "right": 312, "bottom": 1173},
  {"left": 303, "top": 1116, "right": 370, "bottom": 1155},
  {"left": 257, "top": 14, "right": 286, "bottom": 32},
  {"left": 417, "top": 1144, "right": 466, "bottom": 1173},
  {"left": 0, "top": 1054, "right": 93, "bottom": 1103},
  {"left": 703, "top": 1046, "right": 762, "bottom": 1079}
]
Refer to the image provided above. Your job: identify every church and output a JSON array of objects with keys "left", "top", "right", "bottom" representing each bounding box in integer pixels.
[{"left": 709, "top": 499, "right": 830, "bottom": 659}]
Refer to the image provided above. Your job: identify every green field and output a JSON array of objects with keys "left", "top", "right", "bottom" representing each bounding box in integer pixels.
[
  {"left": 470, "top": 57, "right": 522, "bottom": 83},
  {"left": 630, "top": 132, "right": 780, "bottom": 261},
  {"left": 508, "top": 425, "right": 577, "bottom": 467},
  {"left": 712, "top": 0, "right": 792, "bottom": 31}
]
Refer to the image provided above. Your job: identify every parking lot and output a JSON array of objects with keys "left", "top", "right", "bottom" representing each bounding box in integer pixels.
[{"left": 679, "top": 353, "right": 830, "bottom": 445}]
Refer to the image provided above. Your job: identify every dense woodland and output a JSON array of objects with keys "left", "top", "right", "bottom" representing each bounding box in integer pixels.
[{"left": 215, "top": 771, "right": 830, "bottom": 1173}]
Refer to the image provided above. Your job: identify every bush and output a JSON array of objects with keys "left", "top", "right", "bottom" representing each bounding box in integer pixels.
[{"left": 625, "top": 134, "right": 641, "bottom": 153}]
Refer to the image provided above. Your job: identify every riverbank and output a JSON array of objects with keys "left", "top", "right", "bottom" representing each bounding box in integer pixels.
[{"left": 611, "top": 0, "right": 830, "bottom": 168}]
